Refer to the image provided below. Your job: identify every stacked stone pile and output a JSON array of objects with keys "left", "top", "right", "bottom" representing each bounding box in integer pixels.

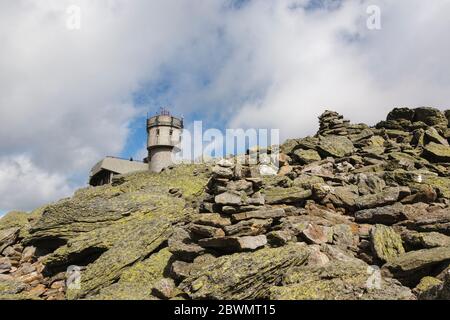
[{"left": 318, "top": 110, "right": 350, "bottom": 136}]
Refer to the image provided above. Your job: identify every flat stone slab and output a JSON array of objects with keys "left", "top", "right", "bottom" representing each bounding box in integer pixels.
[
  {"left": 198, "top": 235, "right": 267, "bottom": 252},
  {"left": 232, "top": 208, "right": 286, "bottom": 222}
]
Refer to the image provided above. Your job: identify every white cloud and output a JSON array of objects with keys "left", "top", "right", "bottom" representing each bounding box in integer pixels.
[
  {"left": 0, "top": 155, "right": 72, "bottom": 212},
  {"left": 1, "top": 0, "right": 449, "bottom": 212}
]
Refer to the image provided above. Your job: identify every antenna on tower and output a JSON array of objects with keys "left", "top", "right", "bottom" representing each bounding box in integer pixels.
[{"left": 159, "top": 107, "right": 171, "bottom": 116}]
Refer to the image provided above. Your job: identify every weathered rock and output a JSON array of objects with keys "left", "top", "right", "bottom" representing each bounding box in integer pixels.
[
  {"left": 191, "top": 213, "right": 231, "bottom": 228},
  {"left": 65, "top": 215, "right": 175, "bottom": 299},
  {"left": 293, "top": 175, "right": 324, "bottom": 189},
  {"left": 301, "top": 224, "right": 333, "bottom": 245},
  {"left": 224, "top": 219, "right": 272, "bottom": 237},
  {"left": 0, "top": 257, "right": 12, "bottom": 274},
  {"left": 26, "top": 165, "right": 209, "bottom": 245},
  {"left": 180, "top": 244, "right": 310, "bottom": 299},
  {"left": 305, "top": 245, "right": 330, "bottom": 267},
  {"left": 188, "top": 224, "right": 225, "bottom": 239},
  {"left": 320, "top": 185, "right": 359, "bottom": 209},
  {"left": 232, "top": 208, "right": 285, "bottom": 222},
  {"left": 387, "top": 108, "right": 415, "bottom": 122},
  {"left": 168, "top": 228, "right": 205, "bottom": 262},
  {"left": 270, "top": 257, "right": 413, "bottom": 300},
  {"left": 414, "top": 276, "right": 445, "bottom": 300},
  {"left": 152, "top": 278, "right": 177, "bottom": 299},
  {"left": 356, "top": 173, "right": 386, "bottom": 195},
  {"left": 198, "top": 235, "right": 267, "bottom": 252},
  {"left": 422, "top": 142, "right": 450, "bottom": 163},
  {"left": 401, "top": 230, "right": 450, "bottom": 250},
  {"left": 264, "top": 187, "right": 312, "bottom": 204},
  {"left": 226, "top": 180, "right": 253, "bottom": 195},
  {"left": 413, "top": 107, "right": 448, "bottom": 128},
  {"left": 215, "top": 191, "right": 243, "bottom": 206},
  {"left": 0, "top": 228, "right": 20, "bottom": 253},
  {"left": 398, "top": 204, "right": 450, "bottom": 236},
  {"left": 382, "top": 246, "right": 450, "bottom": 286},
  {"left": 88, "top": 248, "right": 173, "bottom": 300},
  {"left": 292, "top": 149, "right": 321, "bottom": 164},
  {"left": 333, "top": 224, "right": 358, "bottom": 250},
  {"left": 20, "top": 246, "right": 36, "bottom": 263},
  {"left": 170, "top": 260, "right": 192, "bottom": 281},
  {"left": 266, "top": 230, "right": 297, "bottom": 247},
  {"left": 0, "top": 278, "right": 26, "bottom": 297},
  {"left": 424, "top": 127, "right": 449, "bottom": 146},
  {"left": 317, "top": 135, "right": 354, "bottom": 158},
  {"left": 370, "top": 225, "right": 405, "bottom": 263},
  {"left": 212, "top": 165, "right": 234, "bottom": 179},
  {"left": 355, "top": 203, "right": 407, "bottom": 225},
  {"left": 355, "top": 187, "right": 400, "bottom": 210}
]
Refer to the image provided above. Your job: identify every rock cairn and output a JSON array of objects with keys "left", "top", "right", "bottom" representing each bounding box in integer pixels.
[{"left": 318, "top": 110, "right": 351, "bottom": 136}]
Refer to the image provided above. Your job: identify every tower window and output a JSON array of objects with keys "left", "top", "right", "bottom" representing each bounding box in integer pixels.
[
  {"left": 169, "top": 129, "right": 173, "bottom": 136},
  {"left": 156, "top": 129, "right": 160, "bottom": 136}
]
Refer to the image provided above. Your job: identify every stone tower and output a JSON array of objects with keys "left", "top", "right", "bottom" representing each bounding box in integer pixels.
[{"left": 147, "top": 108, "right": 183, "bottom": 172}]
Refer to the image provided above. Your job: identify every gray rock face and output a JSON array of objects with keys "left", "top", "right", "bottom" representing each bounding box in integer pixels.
[{"left": 355, "top": 203, "right": 407, "bottom": 225}]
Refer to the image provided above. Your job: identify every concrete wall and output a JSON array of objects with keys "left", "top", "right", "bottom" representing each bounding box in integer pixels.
[
  {"left": 148, "top": 146, "right": 175, "bottom": 173},
  {"left": 147, "top": 114, "right": 184, "bottom": 173},
  {"left": 147, "top": 125, "right": 182, "bottom": 148}
]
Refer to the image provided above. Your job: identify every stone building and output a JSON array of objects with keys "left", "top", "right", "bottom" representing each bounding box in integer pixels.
[
  {"left": 89, "top": 157, "right": 148, "bottom": 186},
  {"left": 89, "top": 108, "right": 183, "bottom": 186}
]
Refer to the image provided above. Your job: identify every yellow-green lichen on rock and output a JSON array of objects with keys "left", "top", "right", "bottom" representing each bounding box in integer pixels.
[
  {"left": 270, "top": 260, "right": 414, "bottom": 300},
  {"left": 25, "top": 164, "right": 210, "bottom": 245},
  {"left": 179, "top": 243, "right": 310, "bottom": 300},
  {"left": 86, "top": 248, "right": 173, "bottom": 300}
]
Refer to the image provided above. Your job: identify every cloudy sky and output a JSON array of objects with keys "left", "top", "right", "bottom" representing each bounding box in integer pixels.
[{"left": 0, "top": 0, "right": 449, "bottom": 214}]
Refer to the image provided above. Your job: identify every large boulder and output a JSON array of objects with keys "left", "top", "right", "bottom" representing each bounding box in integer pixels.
[
  {"left": 413, "top": 107, "right": 448, "bottom": 128},
  {"left": 292, "top": 149, "right": 321, "bottom": 164},
  {"left": 270, "top": 253, "right": 413, "bottom": 300},
  {"left": 382, "top": 246, "right": 450, "bottom": 286},
  {"left": 25, "top": 165, "right": 209, "bottom": 245},
  {"left": 355, "top": 203, "right": 407, "bottom": 225},
  {"left": 87, "top": 248, "right": 173, "bottom": 300},
  {"left": 264, "top": 187, "right": 312, "bottom": 204},
  {"left": 0, "top": 228, "right": 20, "bottom": 253},
  {"left": 317, "top": 135, "right": 354, "bottom": 158},
  {"left": 179, "top": 244, "right": 310, "bottom": 299},
  {"left": 387, "top": 108, "right": 415, "bottom": 122},
  {"left": 422, "top": 143, "right": 450, "bottom": 163},
  {"left": 370, "top": 225, "right": 405, "bottom": 263}
]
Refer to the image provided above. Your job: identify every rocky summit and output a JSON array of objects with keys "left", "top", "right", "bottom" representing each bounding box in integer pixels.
[{"left": 1, "top": 106, "right": 450, "bottom": 300}]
